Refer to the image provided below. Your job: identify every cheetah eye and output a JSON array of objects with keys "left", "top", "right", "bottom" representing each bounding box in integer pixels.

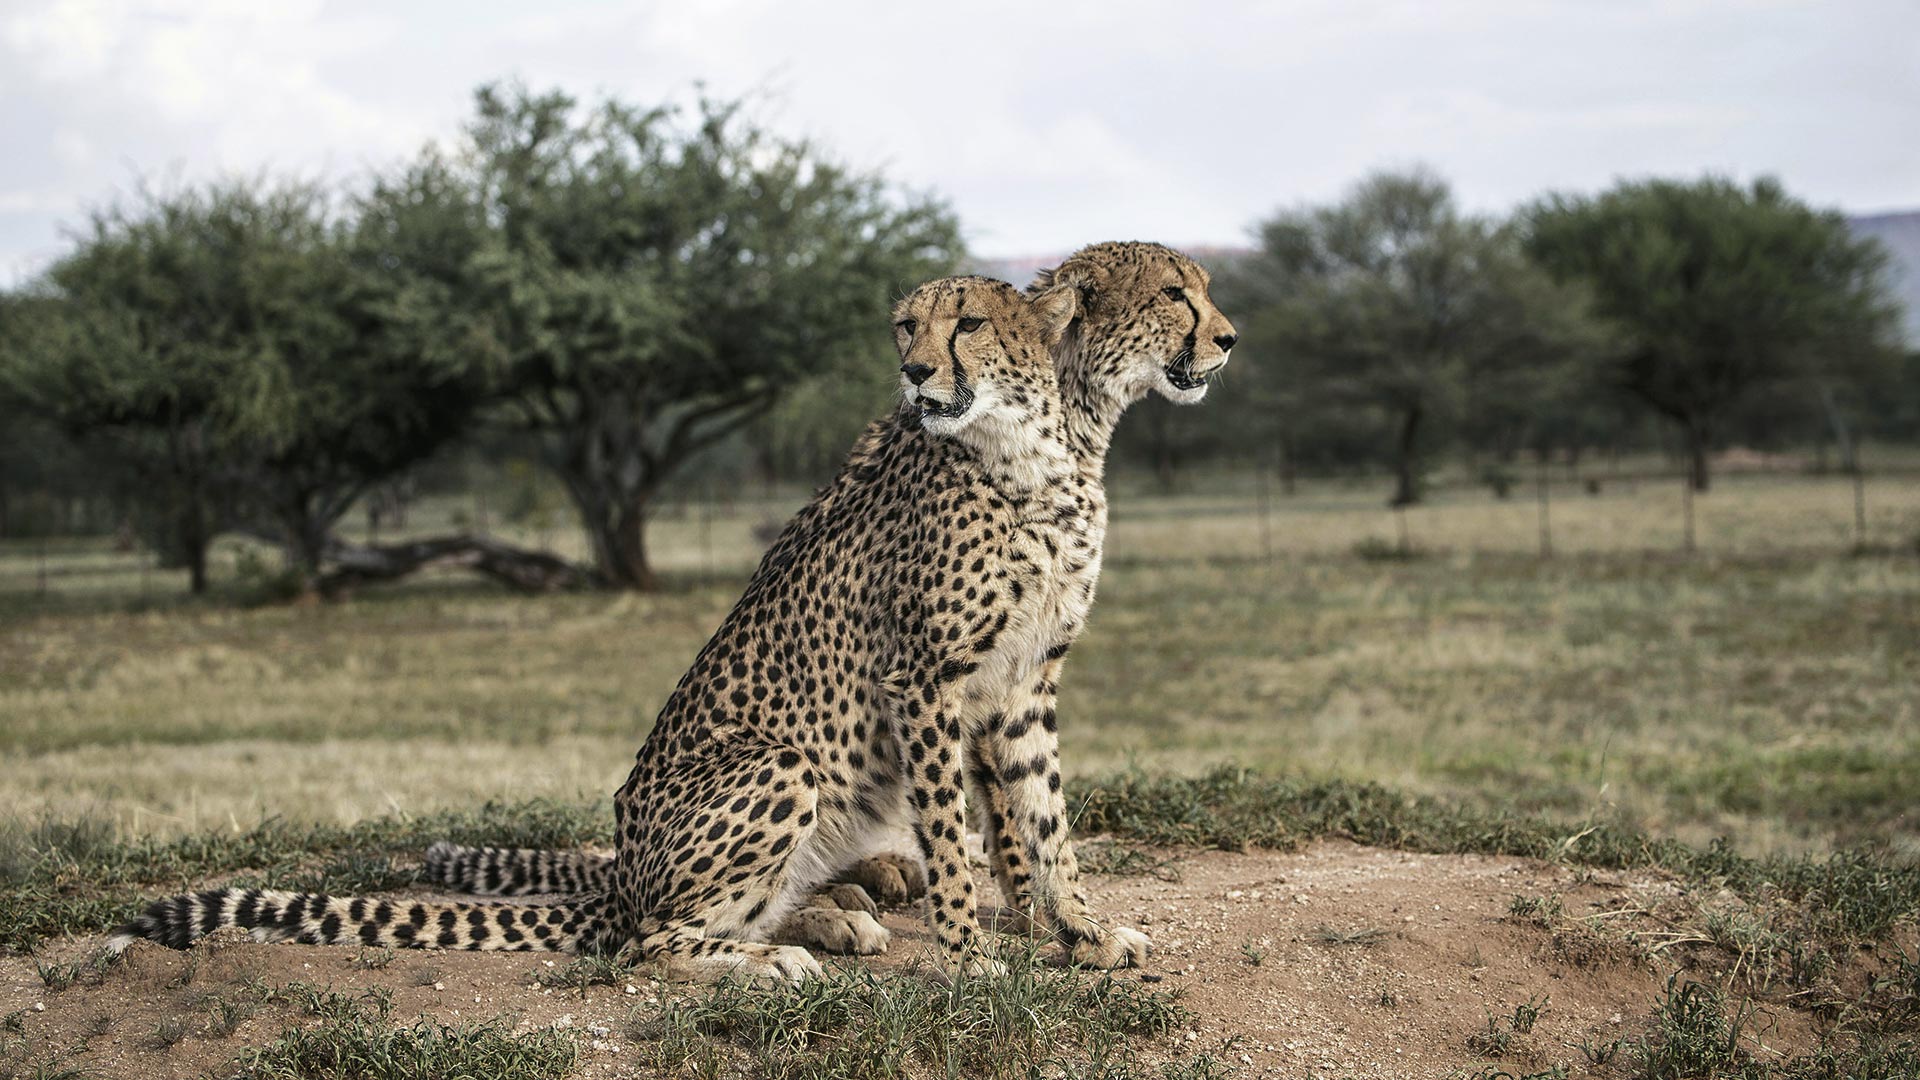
[
  {"left": 956, "top": 316, "right": 984, "bottom": 333},
  {"left": 1162, "top": 286, "right": 1185, "bottom": 301},
  {"left": 895, "top": 319, "right": 917, "bottom": 336}
]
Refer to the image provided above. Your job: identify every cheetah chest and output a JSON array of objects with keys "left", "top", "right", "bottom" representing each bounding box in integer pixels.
[{"left": 963, "top": 493, "right": 1105, "bottom": 718}]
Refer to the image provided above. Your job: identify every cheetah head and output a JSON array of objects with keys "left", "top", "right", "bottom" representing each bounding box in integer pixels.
[
  {"left": 1029, "top": 241, "right": 1237, "bottom": 407},
  {"left": 893, "top": 275, "right": 1078, "bottom": 440}
]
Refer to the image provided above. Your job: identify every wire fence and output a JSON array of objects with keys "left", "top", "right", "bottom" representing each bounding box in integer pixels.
[{"left": 3, "top": 464, "right": 1917, "bottom": 605}]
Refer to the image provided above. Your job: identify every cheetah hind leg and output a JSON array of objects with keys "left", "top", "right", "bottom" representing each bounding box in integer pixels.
[{"left": 627, "top": 738, "right": 844, "bottom": 984}]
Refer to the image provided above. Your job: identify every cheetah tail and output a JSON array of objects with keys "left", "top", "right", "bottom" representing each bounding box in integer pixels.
[
  {"left": 106, "top": 887, "right": 615, "bottom": 954},
  {"left": 422, "top": 841, "right": 614, "bottom": 896}
]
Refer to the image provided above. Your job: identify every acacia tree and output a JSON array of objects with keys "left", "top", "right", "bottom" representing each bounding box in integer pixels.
[
  {"left": 1225, "top": 170, "right": 1600, "bottom": 505},
  {"left": 1524, "top": 177, "right": 1902, "bottom": 491},
  {"left": 433, "top": 85, "right": 962, "bottom": 589},
  {"left": 6, "top": 181, "right": 483, "bottom": 592}
]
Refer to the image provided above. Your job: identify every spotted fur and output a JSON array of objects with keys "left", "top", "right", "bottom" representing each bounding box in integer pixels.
[
  {"left": 109, "top": 275, "right": 1103, "bottom": 981},
  {"left": 425, "top": 243, "right": 1237, "bottom": 972}
]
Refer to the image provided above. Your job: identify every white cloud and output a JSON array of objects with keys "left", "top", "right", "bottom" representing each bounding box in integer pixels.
[{"left": 2, "top": 0, "right": 1916, "bottom": 283}]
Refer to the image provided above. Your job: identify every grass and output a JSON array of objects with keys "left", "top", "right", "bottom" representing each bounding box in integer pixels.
[
  {"left": 2, "top": 478, "right": 1916, "bottom": 856},
  {"left": 634, "top": 945, "right": 1213, "bottom": 1080},
  {"left": 5, "top": 768, "right": 1913, "bottom": 970},
  {"left": 234, "top": 982, "right": 577, "bottom": 1080},
  {"left": 0, "top": 471, "right": 1916, "bottom": 1075}
]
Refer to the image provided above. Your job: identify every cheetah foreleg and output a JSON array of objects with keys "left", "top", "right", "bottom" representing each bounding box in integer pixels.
[
  {"left": 901, "top": 663, "right": 1000, "bottom": 977},
  {"left": 977, "top": 655, "right": 1150, "bottom": 969}
]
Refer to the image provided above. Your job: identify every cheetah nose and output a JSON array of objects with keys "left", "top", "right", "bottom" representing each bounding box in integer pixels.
[
  {"left": 901, "top": 362, "right": 935, "bottom": 386},
  {"left": 1214, "top": 333, "right": 1238, "bottom": 352}
]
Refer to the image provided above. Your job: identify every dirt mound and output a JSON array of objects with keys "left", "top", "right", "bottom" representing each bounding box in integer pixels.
[{"left": 0, "top": 841, "right": 1828, "bottom": 1079}]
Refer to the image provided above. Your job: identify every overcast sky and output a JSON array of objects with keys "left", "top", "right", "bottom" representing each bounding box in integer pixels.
[{"left": 3, "top": 0, "right": 1916, "bottom": 283}]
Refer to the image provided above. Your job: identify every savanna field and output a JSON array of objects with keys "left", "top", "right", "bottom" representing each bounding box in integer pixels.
[{"left": 3, "top": 468, "right": 1918, "bottom": 1079}]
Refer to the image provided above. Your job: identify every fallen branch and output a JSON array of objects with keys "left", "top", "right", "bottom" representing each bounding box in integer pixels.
[{"left": 316, "top": 534, "right": 598, "bottom": 596}]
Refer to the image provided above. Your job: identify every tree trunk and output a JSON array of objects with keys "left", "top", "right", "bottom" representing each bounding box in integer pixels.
[
  {"left": 179, "top": 503, "right": 209, "bottom": 594},
  {"left": 572, "top": 484, "right": 658, "bottom": 592},
  {"left": 286, "top": 516, "right": 332, "bottom": 596},
  {"left": 1390, "top": 403, "right": 1423, "bottom": 507},
  {"left": 1682, "top": 416, "right": 1711, "bottom": 493},
  {"left": 603, "top": 504, "right": 659, "bottom": 591}
]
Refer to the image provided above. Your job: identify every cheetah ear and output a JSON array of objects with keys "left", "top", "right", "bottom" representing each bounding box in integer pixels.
[
  {"left": 1028, "top": 255, "right": 1106, "bottom": 312},
  {"left": 1029, "top": 284, "right": 1080, "bottom": 346}
]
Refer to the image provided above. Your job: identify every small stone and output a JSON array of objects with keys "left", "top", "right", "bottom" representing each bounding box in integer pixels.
[
  {"left": 624, "top": 984, "right": 638, "bottom": 995},
  {"left": 433, "top": 981, "right": 446, "bottom": 991}
]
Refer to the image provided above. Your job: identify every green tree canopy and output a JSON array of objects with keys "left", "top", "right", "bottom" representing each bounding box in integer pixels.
[
  {"left": 1523, "top": 176, "right": 1903, "bottom": 490},
  {"left": 394, "top": 84, "right": 964, "bottom": 589},
  {"left": 2, "top": 180, "right": 483, "bottom": 591},
  {"left": 1221, "top": 169, "right": 1605, "bottom": 505}
]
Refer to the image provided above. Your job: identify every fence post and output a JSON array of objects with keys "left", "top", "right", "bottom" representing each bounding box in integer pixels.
[
  {"left": 701, "top": 479, "right": 715, "bottom": 577},
  {"left": 1258, "top": 464, "right": 1273, "bottom": 561},
  {"left": 1852, "top": 463, "right": 1867, "bottom": 551},
  {"left": 1681, "top": 473, "right": 1695, "bottom": 555},
  {"left": 1536, "top": 460, "right": 1553, "bottom": 559}
]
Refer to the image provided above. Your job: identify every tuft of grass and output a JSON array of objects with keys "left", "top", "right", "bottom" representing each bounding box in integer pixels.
[
  {"left": 531, "top": 953, "right": 637, "bottom": 995},
  {"left": 634, "top": 946, "right": 1195, "bottom": 1080},
  {"left": 1577, "top": 1035, "right": 1621, "bottom": 1066},
  {"left": 1507, "top": 893, "right": 1564, "bottom": 927},
  {"left": 1508, "top": 995, "right": 1547, "bottom": 1035},
  {"left": 205, "top": 993, "right": 258, "bottom": 1038},
  {"left": 1637, "top": 976, "right": 1756, "bottom": 1080},
  {"left": 149, "top": 1016, "right": 191, "bottom": 1050},
  {"left": 33, "top": 948, "right": 119, "bottom": 991},
  {"left": 230, "top": 980, "right": 575, "bottom": 1080},
  {"left": 351, "top": 946, "right": 396, "bottom": 971}
]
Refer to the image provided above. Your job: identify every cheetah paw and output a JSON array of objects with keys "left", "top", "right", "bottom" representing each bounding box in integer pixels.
[
  {"left": 1070, "top": 926, "right": 1151, "bottom": 969},
  {"left": 781, "top": 906, "right": 890, "bottom": 956},
  {"left": 688, "top": 944, "right": 824, "bottom": 986},
  {"left": 814, "top": 882, "right": 879, "bottom": 915},
  {"left": 759, "top": 945, "right": 827, "bottom": 983},
  {"left": 839, "top": 853, "right": 927, "bottom": 907}
]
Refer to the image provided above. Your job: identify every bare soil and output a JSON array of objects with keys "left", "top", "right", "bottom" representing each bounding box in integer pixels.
[{"left": 1, "top": 840, "right": 1833, "bottom": 1079}]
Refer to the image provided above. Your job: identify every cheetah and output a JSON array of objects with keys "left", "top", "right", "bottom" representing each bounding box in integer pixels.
[
  {"left": 427, "top": 242, "right": 1238, "bottom": 966},
  {"left": 109, "top": 274, "right": 1127, "bottom": 982}
]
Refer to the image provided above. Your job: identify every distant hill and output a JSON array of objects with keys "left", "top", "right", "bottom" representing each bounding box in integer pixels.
[
  {"left": 967, "top": 246, "right": 1254, "bottom": 290},
  {"left": 1849, "top": 211, "right": 1920, "bottom": 346}
]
